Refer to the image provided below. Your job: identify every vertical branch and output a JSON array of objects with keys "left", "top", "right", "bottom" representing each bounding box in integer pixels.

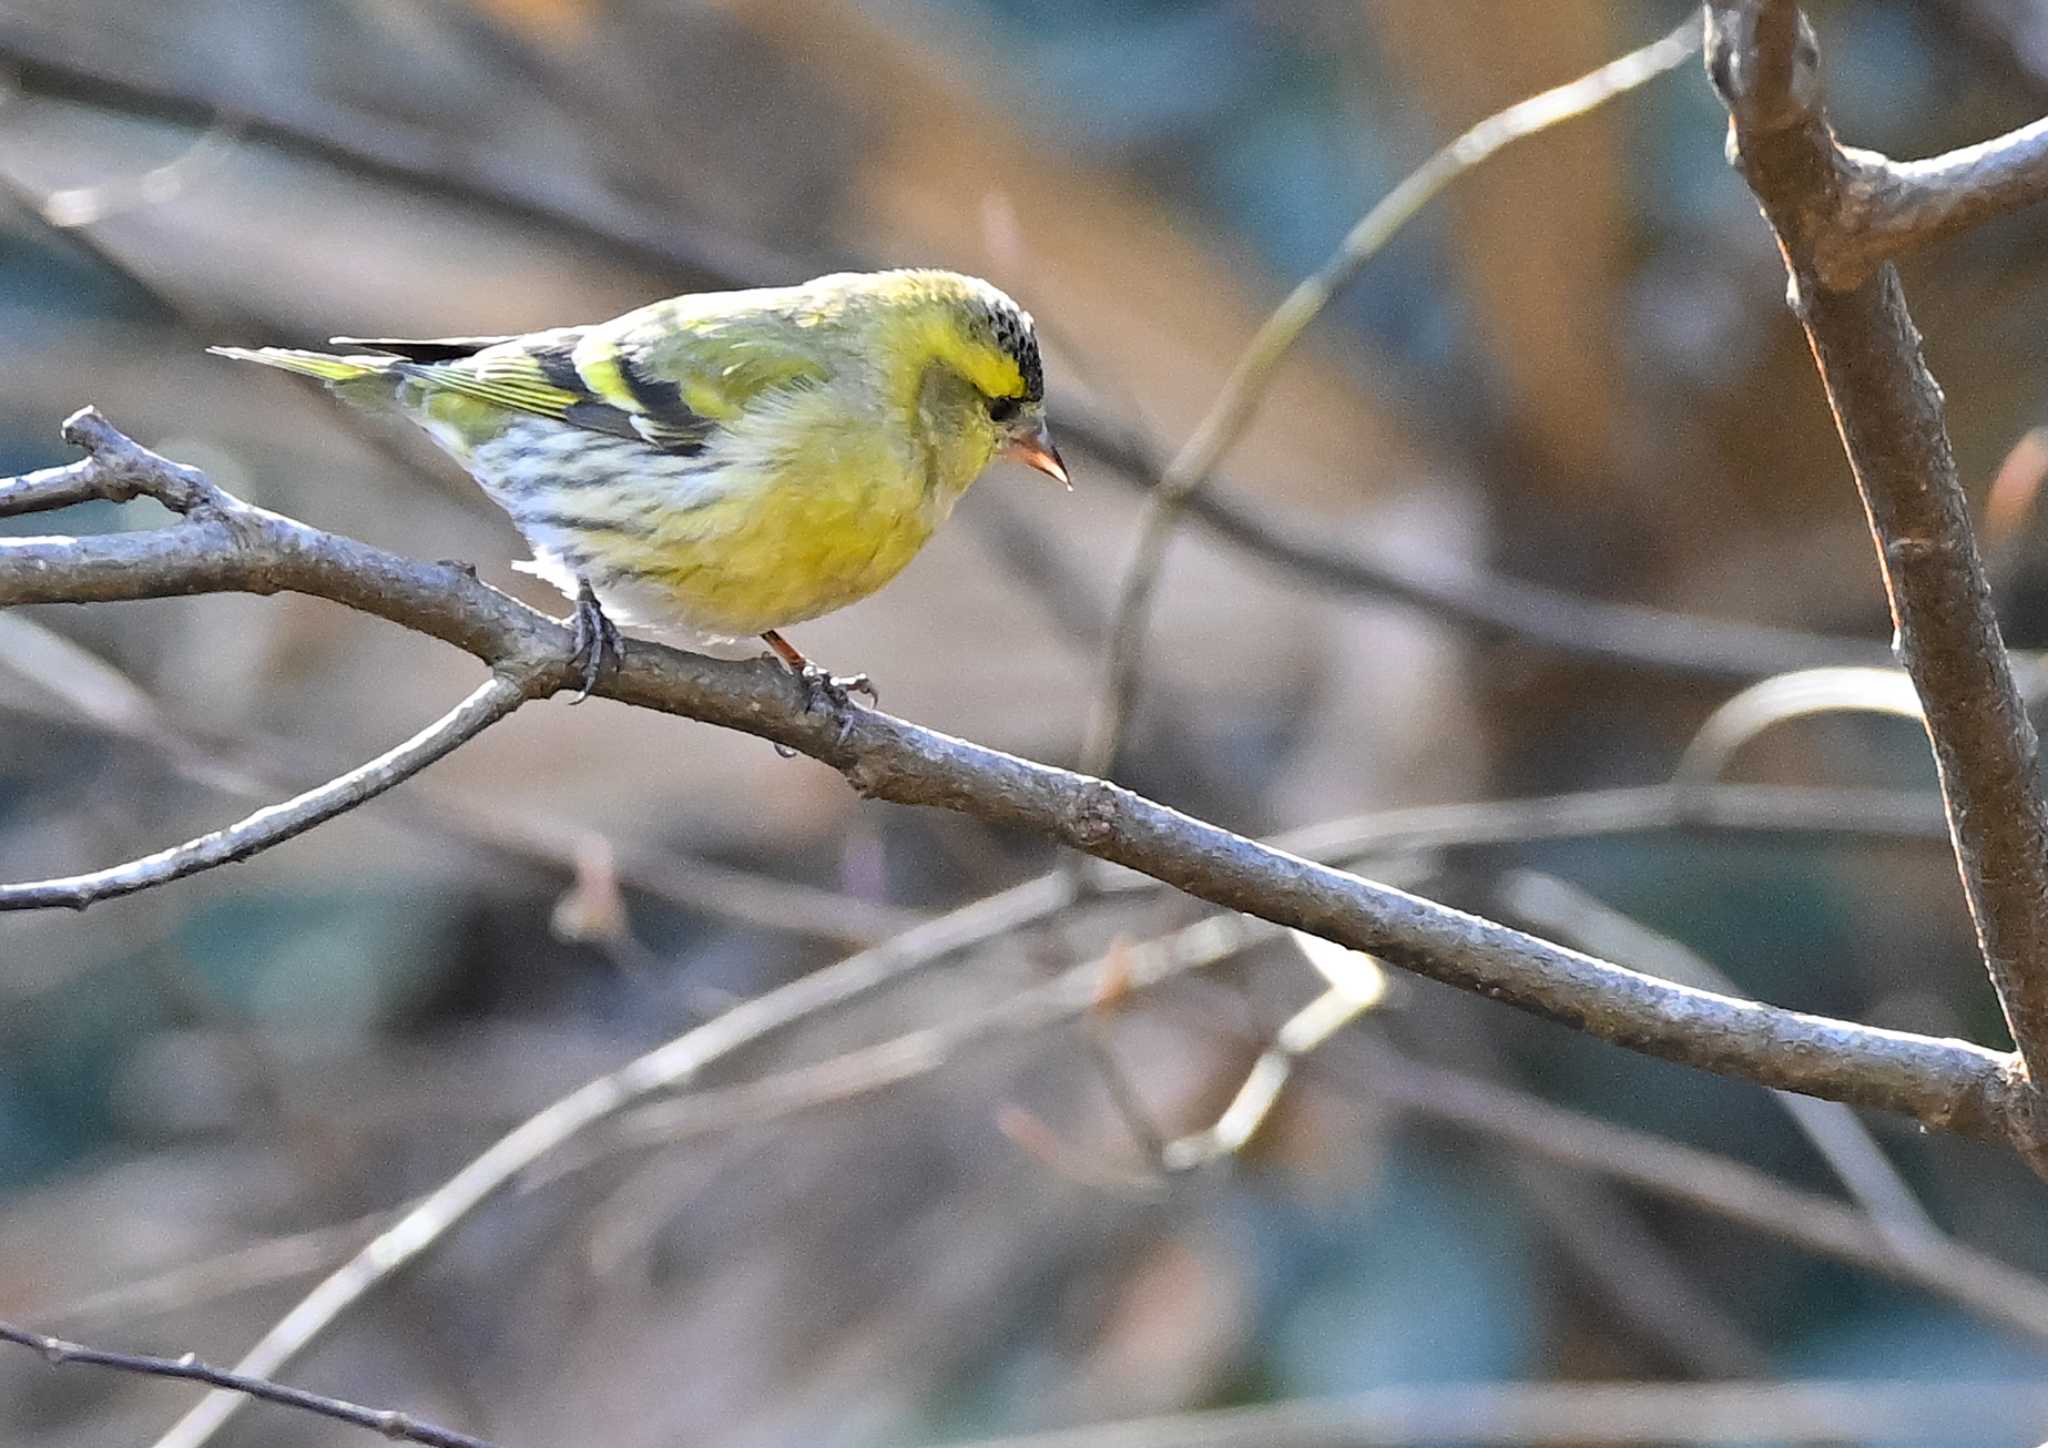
[{"left": 1707, "top": 1, "right": 2048, "bottom": 1125}]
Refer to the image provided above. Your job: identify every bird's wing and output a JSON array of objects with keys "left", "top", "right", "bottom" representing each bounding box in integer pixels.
[
  {"left": 328, "top": 334, "right": 517, "bottom": 362},
  {"left": 352, "top": 309, "right": 832, "bottom": 457}
]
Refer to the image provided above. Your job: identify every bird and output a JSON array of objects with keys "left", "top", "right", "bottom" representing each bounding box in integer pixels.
[{"left": 210, "top": 268, "right": 1069, "bottom": 702}]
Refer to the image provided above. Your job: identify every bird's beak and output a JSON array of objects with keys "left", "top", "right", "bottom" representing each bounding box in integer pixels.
[{"left": 1002, "top": 422, "right": 1071, "bottom": 489}]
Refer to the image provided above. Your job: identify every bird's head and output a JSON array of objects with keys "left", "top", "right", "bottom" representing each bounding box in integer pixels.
[{"left": 868, "top": 270, "right": 1069, "bottom": 494}]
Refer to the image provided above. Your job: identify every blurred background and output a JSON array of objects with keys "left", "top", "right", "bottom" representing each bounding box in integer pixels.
[{"left": 4, "top": 1, "right": 2048, "bottom": 1444}]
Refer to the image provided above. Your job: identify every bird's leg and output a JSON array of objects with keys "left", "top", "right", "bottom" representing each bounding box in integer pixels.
[
  {"left": 566, "top": 578, "right": 624, "bottom": 704},
  {"left": 760, "top": 630, "right": 877, "bottom": 709}
]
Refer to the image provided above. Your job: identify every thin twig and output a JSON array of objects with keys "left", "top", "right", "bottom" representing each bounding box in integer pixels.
[
  {"left": 136, "top": 766, "right": 1959, "bottom": 1448},
  {"left": 603, "top": 914, "right": 1277, "bottom": 1159},
  {"left": 477, "top": 912, "right": 2048, "bottom": 1347},
  {"left": 1821, "top": 116, "right": 2048, "bottom": 289},
  {"left": 1056, "top": 387, "right": 1898, "bottom": 680},
  {"left": 0, "top": 407, "right": 236, "bottom": 518},
  {"left": 941, "top": 1380, "right": 2048, "bottom": 1447},
  {"left": 1505, "top": 1164, "right": 1769, "bottom": 1377},
  {"left": 1, "top": 418, "right": 2036, "bottom": 1446},
  {"left": 1672, "top": 666, "right": 1924, "bottom": 784},
  {"left": 1154, "top": 934, "right": 1388, "bottom": 1171},
  {"left": 1269, "top": 781, "right": 1948, "bottom": 862},
  {"left": 1498, "top": 870, "right": 1941, "bottom": 1247},
  {"left": 0, "top": 669, "right": 543, "bottom": 909},
  {"left": 0, "top": 12, "right": 804, "bottom": 291},
  {"left": 28, "top": 1209, "right": 397, "bottom": 1332},
  {"left": 146, "top": 874, "right": 1076, "bottom": 1448},
  {"left": 0, "top": 616, "right": 925, "bottom": 944},
  {"left": 1079, "top": 19, "right": 1703, "bottom": 776},
  {"left": 1708, "top": 2, "right": 2048, "bottom": 1126},
  {"left": 1340, "top": 1040, "right": 2048, "bottom": 1340},
  {"left": 0, "top": 1320, "right": 497, "bottom": 1448}
]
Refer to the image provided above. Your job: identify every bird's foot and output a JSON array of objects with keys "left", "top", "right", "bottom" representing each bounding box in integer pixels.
[
  {"left": 566, "top": 580, "right": 623, "bottom": 704},
  {"left": 797, "top": 663, "right": 878, "bottom": 711},
  {"left": 759, "top": 630, "right": 877, "bottom": 712}
]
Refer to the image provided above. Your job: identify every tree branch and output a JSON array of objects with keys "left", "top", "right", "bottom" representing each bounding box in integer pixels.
[
  {"left": 1, "top": 407, "right": 239, "bottom": 518},
  {"left": 1707, "top": 2, "right": 2048, "bottom": 1118},
  {"left": 1056, "top": 388, "right": 1897, "bottom": 679},
  {"left": 1826, "top": 118, "right": 2048, "bottom": 289},
  {"left": 149, "top": 872, "right": 1078, "bottom": 1448},
  {"left": 0, "top": 667, "right": 538, "bottom": 909},
  {"left": 0, "top": 415, "right": 2025, "bottom": 1146},
  {"left": 583, "top": 918, "right": 2048, "bottom": 1344},
  {"left": 1341, "top": 1041, "right": 2048, "bottom": 1339},
  {"left": 0, "top": 612, "right": 926, "bottom": 944},
  {"left": 0, "top": 1320, "right": 496, "bottom": 1448},
  {"left": 1080, "top": 19, "right": 1703, "bottom": 775},
  {"left": 942, "top": 1379, "right": 2048, "bottom": 1447}
]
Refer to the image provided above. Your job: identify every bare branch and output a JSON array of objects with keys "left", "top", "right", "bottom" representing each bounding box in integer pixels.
[
  {"left": 1270, "top": 781, "right": 1948, "bottom": 861},
  {"left": 1080, "top": 19, "right": 1703, "bottom": 774},
  {"left": 942, "top": 1379, "right": 2048, "bottom": 1447},
  {"left": 1343, "top": 1041, "right": 2048, "bottom": 1340},
  {"left": 0, "top": 1320, "right": 497, "bottom": 1448},
  {"left": 0, "top": 615, "right": 926, "bottom": 944},
  {"left": 1673, "top": 666, "right": 1924, "bottom": 784},
  {"left": 1058, "top": 388, "right": 1897, "bottom": 679},
  {"left": 162, "top": 890, "right": 2048, "bottom": 1448},
  {"left": 0, "top": 13, "right": 801, "bottom": 292},
  {"left": 1, "top": 416, "right": 2033, "bottom": 1445},
  {"left": 1499, "top": 870, "right": 1940, "bottom": 1247},
  {"left": 0, "top": 407, "right": 237, "bottom": 519},
  {"left": 0, "top": 422, "right": 2019, "bottom": 1140},
  {"left": 1708, "top": 2, "right": 2048, "bottom": 1115},
  {"left": 587, "top": 919, "right": 2048, "bottom": 1343},
  {"left": 0, "top": 669, "right": 542, "bottom": 909},
  {"left": 28, "top": 1210, "right": 395, "bottom": 1332},
  {"left": 1828, "top": 119, "right": 2048, "bottom": 289},
  {"left": 147, "top": 873, "right": 1076, "bottom": 1448}
]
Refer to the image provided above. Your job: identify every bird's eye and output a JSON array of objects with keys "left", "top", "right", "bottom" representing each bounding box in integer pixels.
[{"left": 988, "top": 395, "right": 1021, "bottom": 424}]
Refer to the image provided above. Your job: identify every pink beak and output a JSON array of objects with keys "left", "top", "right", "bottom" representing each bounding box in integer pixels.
[{"left": 1001, "top": 421, "right": 1071, "bottom": 488}]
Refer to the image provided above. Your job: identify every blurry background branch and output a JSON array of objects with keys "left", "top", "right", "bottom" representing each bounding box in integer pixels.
[
  {"left": 943, "top": 1379, "right": 2048, "bottom": 1448},
  {"left": 1055, "top": 388, "right": 1897, "bottom": 679},
  {"left": 1078, "top": 20, "right": 1701, "bottom": 778}
]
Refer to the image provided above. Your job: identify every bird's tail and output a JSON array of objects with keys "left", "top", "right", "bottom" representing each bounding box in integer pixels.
[{"left": 207, "top": 346, "right": 398, "bottom": 387}]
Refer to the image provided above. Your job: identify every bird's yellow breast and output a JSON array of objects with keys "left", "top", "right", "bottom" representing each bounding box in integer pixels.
[
  {"left": 661, "top": 423, "right": 942, "bottom": 635},
  {"left": 455, "top": 389, "right": 964, "bottom": 640}
]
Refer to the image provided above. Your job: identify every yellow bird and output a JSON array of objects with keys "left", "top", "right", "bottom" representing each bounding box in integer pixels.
[{"left": 212, "top": 268, "right": 1069, "bottom": 699}]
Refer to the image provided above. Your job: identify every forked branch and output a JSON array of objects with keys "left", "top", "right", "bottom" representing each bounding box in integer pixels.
[
  {"left": 0, "top": 412, "right": 2025, "bottom": 1148},
  {"left": 1707, "top": 1, "right": 2048, "bottom": 1131}
]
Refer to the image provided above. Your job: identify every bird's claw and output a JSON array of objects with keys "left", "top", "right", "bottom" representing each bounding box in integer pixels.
[
  {"left": 567, "top": 583, "right": 623, "bottom": 704},
  {"left": 798, "top": 663, "right": 877, "bottom": 711}
]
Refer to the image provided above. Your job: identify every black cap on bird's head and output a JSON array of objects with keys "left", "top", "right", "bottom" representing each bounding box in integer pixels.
[
  {"left": 983, "top": 295, "right": 1044, "bottom": 407},
  {"left": 969, "top": 286, "right": 1067, "bottom": 487}
]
